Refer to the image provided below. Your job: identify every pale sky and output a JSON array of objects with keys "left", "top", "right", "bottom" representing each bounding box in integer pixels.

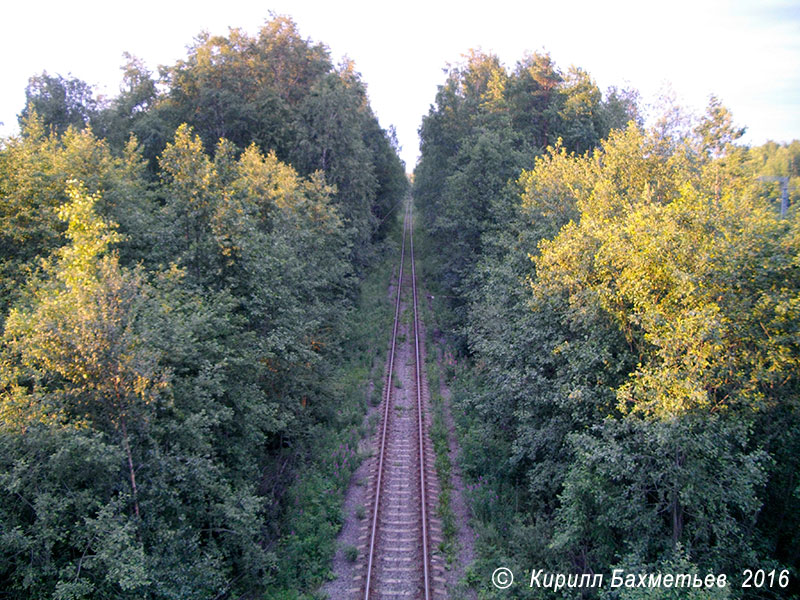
[{"left": 2, "top": 0, "right": 799, "bottom": 169}]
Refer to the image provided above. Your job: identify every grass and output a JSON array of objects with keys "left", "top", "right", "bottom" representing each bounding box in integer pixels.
[
  {"left": 413, "top": 200, "right": 485, "bottom": 593},
  {"left": 343, "top": 544, "right": 359, "bottom": 562},
  {"left": 370, "top": 377, "right": 383, "bottom": 407},
  {"left": 429, "top": 379, "right": 458, "bottom": 565},
  {"left": 367, "top": 412, "right": 380, "bottom": 434},
  {"left": 271, "top": 214, "right": 404, "bottom": 600},
  {"left": 414, "top": 236, "right": 460, "bottom": 567}
]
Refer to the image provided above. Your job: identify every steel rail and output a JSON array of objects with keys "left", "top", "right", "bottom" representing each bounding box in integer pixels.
[
  {"left": 363, "top": 200, "right": 409, "bottom": 600},
  {"left": 409, "top": 201, "right": 432, "bottom": 600}
]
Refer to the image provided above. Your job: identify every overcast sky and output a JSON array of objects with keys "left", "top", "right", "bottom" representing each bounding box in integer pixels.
[{"left": 2, "top": 0, "right": 799, "bottom": 168}]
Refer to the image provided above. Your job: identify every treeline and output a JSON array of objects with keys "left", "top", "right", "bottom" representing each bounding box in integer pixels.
[
  {"left": 415, "top": 50, "right": 639, "bottom": 329},
  {"left": 415, "top": 51, "right": 800, "bottom": 597},
  {"left": 0, "top": 16, "right": 407, "bottom": 599}
]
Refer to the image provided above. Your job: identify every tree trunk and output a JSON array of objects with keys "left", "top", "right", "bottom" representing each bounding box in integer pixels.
[
  {"left": 672, "top": 448, "right": 684, "bottom": 547},
  {"left": 120, "top": 417, "right": 140, "bottom": 519}
]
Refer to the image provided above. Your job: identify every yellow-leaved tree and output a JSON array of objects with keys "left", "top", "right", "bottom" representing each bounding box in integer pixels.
[{"left": 4, "top": 180, "right": 169, "bottom": 518}]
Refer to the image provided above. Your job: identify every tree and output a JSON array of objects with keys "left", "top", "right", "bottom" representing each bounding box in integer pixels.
[
  {"left": 558, "top": 67, "right": 604, "bottom": 154},
  {"left": 508, "top": 52, "right": 564, "bottom": 151},
  {"left": 0, "top": 181, "right": 274, "bottom": 597},
  {"left": 556, "top": 416, "right": 768, "bottom": 575},
  {"left": 293, "top": 69, "right": 378, "bottom": 264},
  {"left": 157, "top": 124, "right": 220, "bottom": 283},
  {"left": 425, "top": 98, "right": 800, "bottom": 593},
  {"left": 0, "top": 116, "right": 155, "bottom": 318},
  {"left": 19, "top": 72, "right": 97, "bottom": 136},
  {"left": 95, "top": 53, "right": 163, "bottom": 158},
  {"left": 1, "top": 16, "right": 407, "bottom": 598},
  {"left": 4, "top": 181, "right": 166, "bottom": 518},
  {"left": 600, "top": 85, "right": 642, "bottom": 133},
  {"left": 695, "top": 94, "right": 746, "bottom": 159}
]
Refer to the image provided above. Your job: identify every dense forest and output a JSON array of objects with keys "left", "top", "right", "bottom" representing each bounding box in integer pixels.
[
  {"left": 414, "top": 50, "right": 800, "bottom": 598},
  {"left": 1, "top": 13, "right": 799, "bottom": 600},
  {"left": 0, "top": 16, "right": 407, "bottom": 599}
]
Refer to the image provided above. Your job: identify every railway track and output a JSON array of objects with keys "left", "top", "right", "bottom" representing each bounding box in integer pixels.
[{"left": 354, "top": 200, "right": 445, "bottom": 599}]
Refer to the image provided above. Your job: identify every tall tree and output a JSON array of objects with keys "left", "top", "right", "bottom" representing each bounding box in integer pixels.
[{"left": 19, "top": 72, "right": 97, "bottom": 135}]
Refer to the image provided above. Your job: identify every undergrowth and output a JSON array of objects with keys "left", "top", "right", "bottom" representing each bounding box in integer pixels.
[
  {"left": 266, "top": 215, "right": 401, "bottom": 599},
  {"left": 414, "top": 206, "right": 460, "bottom": 568}
]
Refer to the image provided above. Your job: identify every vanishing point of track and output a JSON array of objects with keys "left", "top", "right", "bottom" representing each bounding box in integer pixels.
[{"left": 355, "top": 200, "right": 445, "bottom": 599}]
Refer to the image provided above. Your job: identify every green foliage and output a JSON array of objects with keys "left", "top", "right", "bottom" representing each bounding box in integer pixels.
[
  {"left": 104, "top": 15, "right": 409, "bottom": 250},
  {"left": 600, "top": 549, "right": 733, "bottom": 599},
  {"left": 414, "top": 50, "right": 638, "bottom": 343},
  {"left": 344, "top": 544, "right": 359, "bottom": 562},
  {"left": 0, "top": 118, "right": 156, "bottom": 316},
  {"left": 415, "top": 88, "right": 800, "bottom": 597},
  {"left": 19, "top": 72, "right": 97, "bottom": 136},
  {"left": 266, "top": 226, "right": 400, "bottom": 597},
  {"left": 94, "top": 53, "right": 164, "bottom": 160},
  {"left": 1, "top": 16, "right": 407, "bottom": 598},
  {"left": 430, "top": 387, "right": 458, "bottom": 564},
  {"left": 0, "top": 182, "right": 283, "bottom": 597},
  {"left": 558, "top": 66, "right": 606, "bottom": 154},
  {"left": 4, "top": 182, "right": 162, "bottom": 433},
  {"left": 556, "top": 417, "right": 768, "bottom": 571}
]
